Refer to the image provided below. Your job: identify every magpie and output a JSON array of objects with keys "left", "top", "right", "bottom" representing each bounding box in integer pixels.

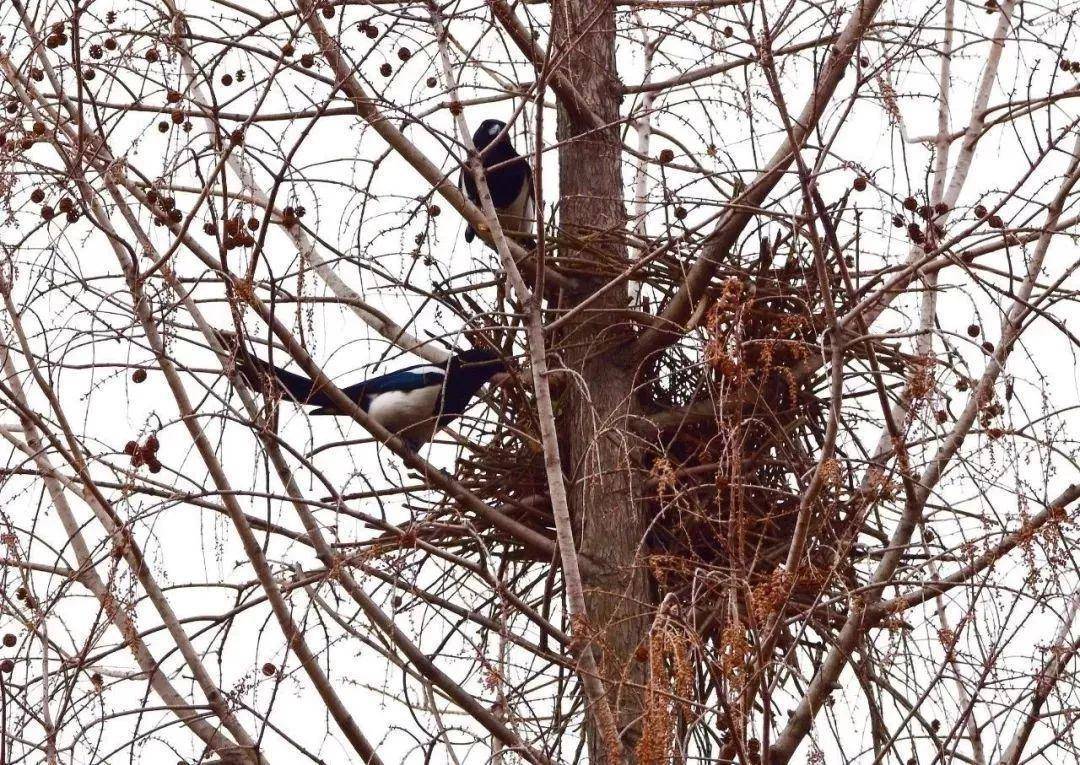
[
  {"left": 233, "top": 345, "right": 509, "bottom": 449},
  {"left": 461, "top": 119, "right": 536, "bottom": 249}
]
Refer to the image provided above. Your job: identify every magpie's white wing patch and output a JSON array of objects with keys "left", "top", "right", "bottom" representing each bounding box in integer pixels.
[
  {"left": 366, "top": 384, "right": 443, "bottom": 444},
  {"left": 498, "top": 181, "right": 534, "bottom": 238}
]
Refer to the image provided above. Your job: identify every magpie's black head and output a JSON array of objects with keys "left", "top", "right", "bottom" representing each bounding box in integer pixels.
[
  {"left": 473, "top": 119, "right": 509, "bottom": 151},
  {"left": 453, "top": 347, "right": 506, "bottom": 372},
  {"left": 450, "top": 347, "right": 509, "bottom": 387}
]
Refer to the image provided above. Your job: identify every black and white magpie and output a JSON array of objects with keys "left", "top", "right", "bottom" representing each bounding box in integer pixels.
[
  {"left": 234, "top": 346, "right": 509, "bottom": 448},
  {"left": 461, "top": 119, "right": 536, "bottom": 249}
]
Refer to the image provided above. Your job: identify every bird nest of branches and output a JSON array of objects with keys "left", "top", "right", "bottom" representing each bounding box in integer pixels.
[{"left": 445, "top": 236, "right": 913, "bottom": 638}]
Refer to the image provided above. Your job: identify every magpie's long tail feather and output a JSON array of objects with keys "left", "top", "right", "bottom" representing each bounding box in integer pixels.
[{"left": 218, "top": 332, "right": 337, "bottom": 409}]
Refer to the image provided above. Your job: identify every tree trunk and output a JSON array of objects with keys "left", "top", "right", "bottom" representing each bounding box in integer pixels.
[{"left": 552, "top": 1, "right": 652, "bottom": 760}]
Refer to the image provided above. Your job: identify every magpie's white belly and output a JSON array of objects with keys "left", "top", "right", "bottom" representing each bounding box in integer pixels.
[
  {"left": 366, "top": 386, "right": 442, "bottom": 443},
  {"left": 498, "top": 182, "right": 534, "bottom": 238}
]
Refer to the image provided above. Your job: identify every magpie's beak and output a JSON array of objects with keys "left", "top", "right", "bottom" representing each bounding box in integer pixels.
[{"left": 489, "top": 372, "right": 512, "bottom": 387}]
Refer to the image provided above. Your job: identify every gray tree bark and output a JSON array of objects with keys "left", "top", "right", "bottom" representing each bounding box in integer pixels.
[{"left": 552, "top": 1, "right": 653, "bottom": 760}]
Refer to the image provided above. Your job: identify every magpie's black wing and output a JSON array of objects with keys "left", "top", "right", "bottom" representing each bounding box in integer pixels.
[
  {"left": 487, "top": 154, "right": 529, "bottom": 210},
  {"left": 309, "top": 366, "right": 446, "bottom": 416}
]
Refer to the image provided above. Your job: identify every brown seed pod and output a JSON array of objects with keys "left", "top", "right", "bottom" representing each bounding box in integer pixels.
[
  {"left": 0, "top": 659, "right": 13, "bottom": 674},
  {"left": 157, "top": 121, "right": 169, "bottom": 133},
  {"left": 674, "top": 205, "right": 688, "bottom": 219},
  {"left": 853, "top": 176, "right": 868, "bottom": 191},
  {"left": 987, "top": 214, "right": 1003, "bottom": 229},
  {"left": 891, "top": 214, "right": 904, "bottom": 229},
  {"left": 247, "top": 216, "right": 260, "bottom": 231},
  {"left": 132, "top": 369, "right": 148, "bottom": 383},
  {"left": 30, "top": 188, "right": 45, "bottom": 204},
  {"left": 379, "top": 62, "right": 393, "bottom": 77},
  {"left": 967, "top": 324, "right": 980, "bottom": 337},
  {"left": 282, "top": 43, "right": 295, "bottom": 57},
  {"left": 321, "top": 3, "right": 334, "bottom": 17},
  {"left": 58, "top": 197, "right": 74, "bottom": 213},
  {"left": 83, "top": 68, "right": 96, "bottom": 81},
  {"left": 934, "top": 201, "right": 949, "bottom": 215},
  {"left": 1, "top": 634, "right": 14, "bottom": 648},
  {"left": 104, "top": 38, "right": 117, "bottom": 51},
  {"left": 124, "top": 440, "right": 137, "bottom": 455},
  {"left": 30, "top": 67, "right": 44, "bottom": 81},
  {"left": 300, "top": 53, "right": 315, "bottom": 69},
  {"left": 147, "top": 458, "right": 162, "bottom": 474},
  {"left": 934, "top": 410, "right": 948, "bottom": 424},
  {"left": 918, "top": 205, "right": 931, "bottom": 220},
  {"left": 427, "top": 204, "right": 440, "bottom": 217},
  {"left": 365, "top": 24, "right": 379, "bottom": 39},
  {"left": 391, "top": 595, "right": 403, "bottom": 608},
  {"left": 262, "top": 662, "right": 277, "bottom": 676},
  {"left": 41, "top": 206, "right": 55, "bottom": 221},
  {"left": 981, "top": 341, "right": 995, "bottom": 354},
  {"left": 973, "top": 204, "right": 987, "bottom": 219},
  {"left": 145, "top": 49, "right": 159, "bottom": 63},
  {"left": 32, "top": 121, "right": 45, "bottom": 135},
  {"left": 658, "top": 148, "right": 675, "bottom": 164},
  {"left": 221, "top": 73, "right": 233, "bottom": 86},
  {"left": 397, "top": 47, "right": 411, "bottom": 62},
  {"left": 167, "top": 90, "right": 181, "bottom": 103},
  {"left": 230, "top": 129, "right": 244, "bottom": 145},
  {"left": 723, "top": 25, "right": 733, "bottom": 37},
  {"left": 903, "top": 196, "right": 918, "bottom": 211}
]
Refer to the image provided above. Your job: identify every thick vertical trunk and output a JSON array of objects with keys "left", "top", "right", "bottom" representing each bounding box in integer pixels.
[{"left": 551, "top": 1, "right": 652, "bottom": 760}]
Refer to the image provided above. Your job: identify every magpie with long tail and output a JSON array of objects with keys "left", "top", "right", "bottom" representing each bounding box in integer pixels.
[
  {"left": 228, "top": 340, "right": 509, "bottom": 449},
  {"left": 461, "top": 119, "right": 536, "bottom": 249}
]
